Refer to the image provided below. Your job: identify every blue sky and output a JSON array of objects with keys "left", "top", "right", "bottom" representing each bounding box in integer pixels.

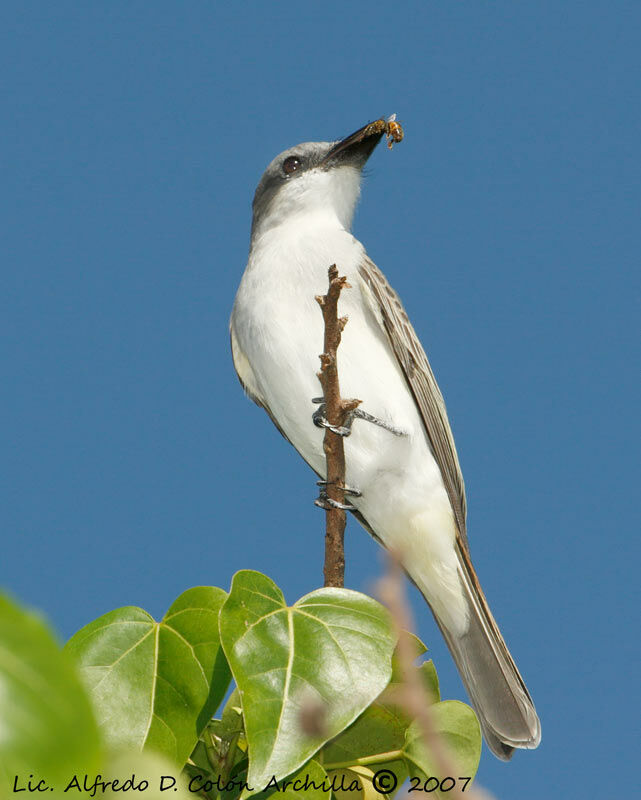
[{"left": 2, "top": 2, "right": 639, "bottom": 797}]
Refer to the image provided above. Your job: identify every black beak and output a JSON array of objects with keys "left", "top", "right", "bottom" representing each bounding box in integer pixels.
[{"left": 320, "top": 119, "right": 387, "bottom": 168}]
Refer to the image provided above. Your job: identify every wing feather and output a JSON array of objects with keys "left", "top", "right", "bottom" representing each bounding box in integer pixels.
[
  {"left": 230, "top": 323, "right": 292, "bottom": 444},
  {"left": 358, "top": 256, "right": 469, "bottom": 547}
]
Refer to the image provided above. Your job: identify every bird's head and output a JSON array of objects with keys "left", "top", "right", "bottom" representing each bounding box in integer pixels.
[{"left": 250, "top": 120, "right": 386, "bottom": 241}]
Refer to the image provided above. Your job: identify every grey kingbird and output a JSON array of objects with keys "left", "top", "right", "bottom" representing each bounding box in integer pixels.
[{"left": 230, "top": 119, "right": 541, "bottom": 759}]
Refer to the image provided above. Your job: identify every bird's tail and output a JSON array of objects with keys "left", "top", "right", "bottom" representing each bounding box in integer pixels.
[{"left": 414, "top": 540, "right": 541, "bottom": 760}]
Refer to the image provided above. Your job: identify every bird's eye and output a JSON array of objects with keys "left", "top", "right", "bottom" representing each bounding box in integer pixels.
[{"left": 282, "top": 156, "right": 302, "bottom": 175}]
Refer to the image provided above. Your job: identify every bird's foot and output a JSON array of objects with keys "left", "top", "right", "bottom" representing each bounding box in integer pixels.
[
  {"left": 312, "top": 399, "right": 353, "bottom": 436},
  {"left": 314, "top": 490, "right": 356, "bottom": 511},
  {"left": 312, "top": 397, "right": 406, "bottom": 437},
  {"left": 314, "top": 480, "right": 361, "bottom": 511},
  {"left": 317, "top": 480, "right": 362, "bottom": 497}
]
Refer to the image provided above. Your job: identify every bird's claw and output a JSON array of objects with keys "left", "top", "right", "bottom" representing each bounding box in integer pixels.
[
  {"left": 317, "top": 480, "right": 361, "bottom": 497},
  {"left": 312, "top": 400, "right": 354, "bottom": 436},
  {"left": 314, "top": 488, "right": 356, "bottom": 511},
  {"left": 311, "top": 398, "right": 406, "bottom": 437}
]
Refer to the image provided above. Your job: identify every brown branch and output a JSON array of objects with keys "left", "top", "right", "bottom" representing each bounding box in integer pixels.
[{"left": 316, "top": 264, "right": 361, "bottom": 588}]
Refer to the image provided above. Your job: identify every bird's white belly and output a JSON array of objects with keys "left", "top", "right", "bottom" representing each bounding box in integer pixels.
[{"left": 233, "top": 224, "right": 451, "bottom": 544}]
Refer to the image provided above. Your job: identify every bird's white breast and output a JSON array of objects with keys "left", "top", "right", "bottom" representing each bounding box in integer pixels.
[{"left": 233, "top": 215, "right": 447, "bottom": 519}]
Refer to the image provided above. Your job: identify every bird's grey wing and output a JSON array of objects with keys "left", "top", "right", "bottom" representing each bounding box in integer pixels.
[
  {"left": 229, "top": 323, "right": 292, "bottom": 444},
  {"left": 358, "top": 256, "right": 469, "bottom": 548}
]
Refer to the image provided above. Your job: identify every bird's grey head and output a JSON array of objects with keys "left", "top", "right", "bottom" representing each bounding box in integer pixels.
[{"left": 250, "top": 121, "right": 385, "bottom": 241}]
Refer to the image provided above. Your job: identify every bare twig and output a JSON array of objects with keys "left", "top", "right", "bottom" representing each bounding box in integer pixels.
[
  {"left": 378, "top": 555, "right": 494, "bottom": 800},
  {"left": 315, "top": 264, "right": 361, "bottom": 588}
]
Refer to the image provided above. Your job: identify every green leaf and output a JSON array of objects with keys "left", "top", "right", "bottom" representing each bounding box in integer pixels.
[
  {"left": 220, "top": 687, "right": 245, "bottom": 739},
  {"left": 323, "top": 699, "right": 406, "bottom": 763},
  {"left": 388, "top": 632, "right": 439, "bottom": 703},
  {"left": 329, "top": 766, "right": 390, "bottom": 800},
  {"left": 186, "top": 738, "right": 215, "bottom": 778},
  {"left": 319, "top": 638, "right": 439, "bottom": 793},
  {"left": 219, "top": 571, "right": 396, "bottom": 792},
  {"left": 403, "top": 700, "right": 481, "bottom": 795},
  {"left": 389, "top": 631, "right": 427, "bottom": 682},
  {"left": 255, "top": 759, "right": 330, "bottom": 799},
  {"left": 0, "top": 593, "right": 101, "bottom": 797},
  {"left": 189, "top": 688, "right": 246, "bottom": 783},
  {"left": 417, "top": 660, "right": 440, "bottom": 704},
  {"left": 321, "top": 701, "right": 407, "bottom": 792},
  {"left": 102, "top": 750, "right": 194, "bottom": 800},
  {"left": 66, "top": 586, "right": 231, "bottom": 766}
]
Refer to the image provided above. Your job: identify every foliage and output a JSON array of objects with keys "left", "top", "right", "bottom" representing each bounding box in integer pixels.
[
  {"left": 0, "top": 572, "right": 481, "bottom": 799},
  {"left": 65, "top": 586, "right": 230, "bottom": 765},
  {"left": 0, "top": 594, "right": 101, "bottom": 796}
]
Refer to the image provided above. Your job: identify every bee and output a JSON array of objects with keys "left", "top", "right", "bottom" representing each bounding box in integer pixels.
[
  {"left": 361, "top": 115, "right": 404, "bottom": 150},
  {"left": 385, "top": 113, "right": 404, "bottom": 149}
]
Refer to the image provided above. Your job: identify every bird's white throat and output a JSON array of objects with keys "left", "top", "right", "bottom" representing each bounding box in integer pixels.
[{"left": 252, "top": 163, "right": 362, "bottom": 241}]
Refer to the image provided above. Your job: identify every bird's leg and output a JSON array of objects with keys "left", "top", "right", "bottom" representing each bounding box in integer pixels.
[
  {"left": 312, "top": 397, "right": 406, "bottom": 437},
  {"left": 351, "top": 407, "right": 407, "bottom": 437}
]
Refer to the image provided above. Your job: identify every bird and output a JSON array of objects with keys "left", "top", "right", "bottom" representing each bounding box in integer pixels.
[{"left": 230, "top": 118, "right": 541, "bottom": 759}]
